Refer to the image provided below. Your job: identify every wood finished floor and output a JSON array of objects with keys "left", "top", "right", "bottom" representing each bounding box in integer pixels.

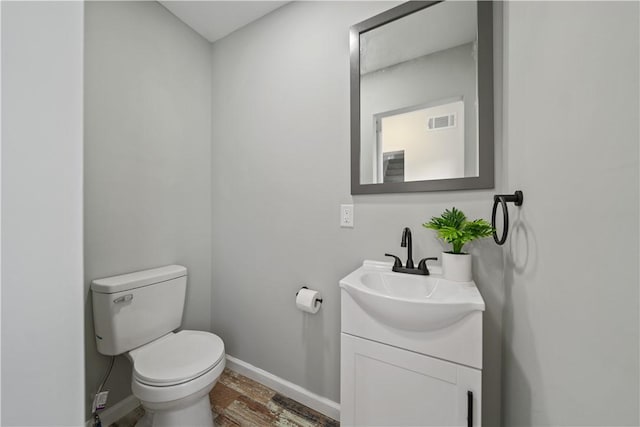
[{"left": 110, "top": 368, "right": 339, "bottom": 427}]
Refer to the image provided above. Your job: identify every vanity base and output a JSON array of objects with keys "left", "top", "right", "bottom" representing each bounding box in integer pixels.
[{"left": 340, "top": 333, "right": 481, "bottom": 426}]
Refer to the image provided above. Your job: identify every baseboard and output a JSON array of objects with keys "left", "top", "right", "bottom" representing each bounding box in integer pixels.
[
  {"left": 225, "top": 355, "right": 340, "bottom": 421},
  {"left": 85, "top": 394, "right": 140, "bottom": 427}
]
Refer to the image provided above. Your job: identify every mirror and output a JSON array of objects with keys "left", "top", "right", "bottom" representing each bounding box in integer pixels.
[{"left": 350, "top": 1, "right": 494, "bottom": 194}]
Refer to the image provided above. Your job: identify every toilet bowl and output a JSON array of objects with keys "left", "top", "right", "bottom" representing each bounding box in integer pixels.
[
  {"left": 128, "top": 330, "right": 225, "bottom": 426},
  {"left": 91, "top": 265, "right": 225, "bottom": 427}
]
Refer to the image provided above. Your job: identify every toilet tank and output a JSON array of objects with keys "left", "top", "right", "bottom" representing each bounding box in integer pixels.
[{"left": 91, "top": 265, "right": 187, "bottom": 356}]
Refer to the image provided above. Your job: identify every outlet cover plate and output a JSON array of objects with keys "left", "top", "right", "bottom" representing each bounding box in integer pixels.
[{"left": 341, "top": 204, "right": 354, "bottom": 228}]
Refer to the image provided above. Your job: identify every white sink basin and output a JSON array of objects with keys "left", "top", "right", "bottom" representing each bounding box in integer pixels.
[{"left": 339, "top": 260, "right": 485, "bottom": 331}]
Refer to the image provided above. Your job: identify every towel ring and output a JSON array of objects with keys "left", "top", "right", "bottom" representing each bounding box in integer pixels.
[{"left": 492, "top": 191, "right": 523, "bottom": 245}]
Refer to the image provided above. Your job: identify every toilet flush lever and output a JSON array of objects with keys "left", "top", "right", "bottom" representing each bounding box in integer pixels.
[{"left": 113, "top": 294, "right": 133, "bottom": 304}]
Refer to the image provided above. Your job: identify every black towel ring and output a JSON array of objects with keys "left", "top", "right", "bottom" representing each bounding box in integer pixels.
[{"left": 492, "top": 191, "right": 524, "bottom": 245}]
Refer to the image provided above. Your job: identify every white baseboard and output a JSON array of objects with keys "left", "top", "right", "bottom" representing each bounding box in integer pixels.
[
  {"left": 225, "top": 355, "right": 340, "bottom": 421},
  {"left": 85, "top": 394, "right": 140, "bottom": 427}
]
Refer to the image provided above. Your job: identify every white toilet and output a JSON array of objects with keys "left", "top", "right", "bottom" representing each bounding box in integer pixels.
[{"left": 91, "top": 265, "right": 225, "bottom": 427}]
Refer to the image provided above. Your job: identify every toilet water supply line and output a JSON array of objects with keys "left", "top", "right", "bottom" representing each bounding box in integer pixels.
[{"left": 92, "top": 356, "right": 116, "bottom": 427}]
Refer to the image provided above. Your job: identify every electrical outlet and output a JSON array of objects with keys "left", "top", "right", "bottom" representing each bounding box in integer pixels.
[
  {"left": 92, "top": 391, "right": 109, "bottom": 412},
  {"left": 340, "top": 204, "right": 354, "bottom": 228}
]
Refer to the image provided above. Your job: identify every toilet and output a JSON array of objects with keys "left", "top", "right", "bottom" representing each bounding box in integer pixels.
[{"left": 91, "top": 265, "right": 225, "bottom": 427}]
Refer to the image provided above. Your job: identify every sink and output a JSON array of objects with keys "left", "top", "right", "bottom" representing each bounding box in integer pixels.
[{"left": 339, "top": 260, "right": 485, "bottom": 331}]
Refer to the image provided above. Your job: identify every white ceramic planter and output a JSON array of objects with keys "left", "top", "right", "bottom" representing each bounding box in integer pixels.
[{"left": 442, "top": 252, "right": 472, "bottom": 282}]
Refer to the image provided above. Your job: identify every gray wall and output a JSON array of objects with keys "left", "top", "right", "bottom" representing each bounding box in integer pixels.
[
  {"left": 210, "top": 2, "right": 505, "bottom": 425},
  {"left": 1, "top": 2, "right": 85, "bottom": 425},
  {"left": 84, "top": 1, "right": 212, "bottom": 419},
  {"left": 501, "top": 1, "right": 639, "bottom": 425}
]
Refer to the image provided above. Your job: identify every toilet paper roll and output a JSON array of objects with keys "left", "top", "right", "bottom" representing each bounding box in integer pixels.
[{"left": 296, "top": 288, "right": 322, "bottom": 314}]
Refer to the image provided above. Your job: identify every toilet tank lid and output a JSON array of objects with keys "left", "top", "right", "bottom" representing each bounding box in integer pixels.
[{"left": 91, "top": 265, "right": 187, "bottom": 294}]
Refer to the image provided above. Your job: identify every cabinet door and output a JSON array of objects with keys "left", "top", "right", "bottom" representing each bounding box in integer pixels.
[{"left": 341, "top": 333, "right": 481, "bottom": 426}]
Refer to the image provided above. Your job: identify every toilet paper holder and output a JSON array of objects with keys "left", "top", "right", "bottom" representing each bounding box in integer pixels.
[{"left": 296, "top": 286, "right": 323, "bottom": 304}]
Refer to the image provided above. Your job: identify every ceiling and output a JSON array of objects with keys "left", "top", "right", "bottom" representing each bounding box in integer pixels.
[{"left": 160, "top": 1, "right": 289, "bottom": 43}]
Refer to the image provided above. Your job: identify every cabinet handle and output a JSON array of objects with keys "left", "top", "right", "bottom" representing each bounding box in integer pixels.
[{"left": 467, "top": 390, "right": 473, "bottom": 427}]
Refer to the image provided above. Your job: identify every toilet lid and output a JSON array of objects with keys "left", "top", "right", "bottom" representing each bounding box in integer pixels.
[{"left": 132, "top": 330, "right": 225, "bottom": 386}]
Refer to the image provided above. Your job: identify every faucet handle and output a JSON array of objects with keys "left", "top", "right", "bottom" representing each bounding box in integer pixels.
[
  {"left": 417, "top": 257, "right": 438, "bottom": 275},
  {"left": 384, "top": 253, "right": 402, "bottom": 268}
]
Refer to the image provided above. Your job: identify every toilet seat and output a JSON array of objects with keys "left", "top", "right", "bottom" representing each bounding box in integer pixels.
[
  {"left": 129, "top": 330, "right": 226, "bottom": 406},
  {"left": 129, "top": 330, "right": 225, "bottom": 387}
]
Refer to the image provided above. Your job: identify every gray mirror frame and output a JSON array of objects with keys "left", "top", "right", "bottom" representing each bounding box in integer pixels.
[{"left": 350, "top": 0, "right": 494, "bottom": 194}]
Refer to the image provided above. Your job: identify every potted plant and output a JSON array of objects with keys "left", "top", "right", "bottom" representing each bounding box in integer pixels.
[{"left": 423, "top": 207, "right": 494, "bottom": 282}]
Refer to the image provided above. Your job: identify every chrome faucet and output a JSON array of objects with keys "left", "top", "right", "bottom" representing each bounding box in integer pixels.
[{"left": 385, "top": 226, "right": 438, "bottom": 275}]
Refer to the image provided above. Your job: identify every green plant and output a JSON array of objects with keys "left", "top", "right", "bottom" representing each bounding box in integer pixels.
[{"left": 423, "top": 207, "right": 495, "bottom": 254}]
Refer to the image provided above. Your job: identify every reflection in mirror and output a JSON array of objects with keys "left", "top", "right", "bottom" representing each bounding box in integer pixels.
[
  {"left": 361, "top": 1, "right": 477, "bottom": 184},
  {"left": 351, "top": 1, "right": 494, "bottom": 194},
  {"left": 377, "top": 98, "right": 467, "bottom": 183}
]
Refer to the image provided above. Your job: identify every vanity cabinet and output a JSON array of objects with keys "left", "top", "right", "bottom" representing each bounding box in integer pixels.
[
  {"left": 341, "top": 334, "right": 481, "bottom": 426},
  {"left": 340, "top": 284, "right": 483, "bottom": 426}
]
